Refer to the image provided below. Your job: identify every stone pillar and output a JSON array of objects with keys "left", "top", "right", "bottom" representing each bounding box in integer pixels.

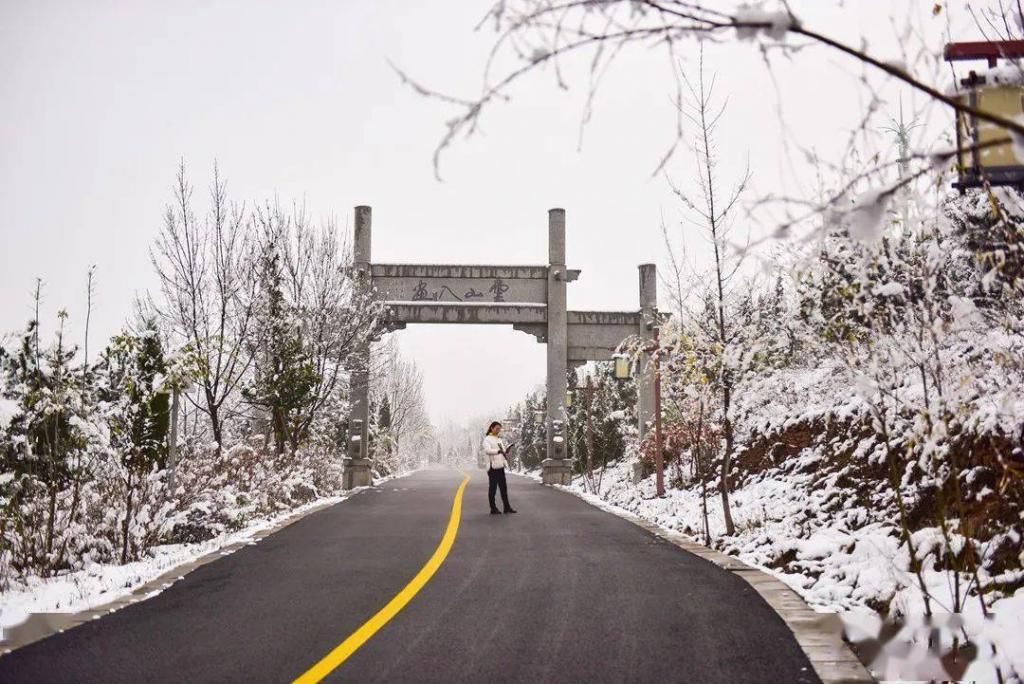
[
  {"left": 542, "top": 208, "right": 572, "bottom": 485},
  {"left": 637, "top": 264, "right": 657, "bottom": 440},
  {"left": 343, "top": 205, "right": 373, "bottom": 489}
]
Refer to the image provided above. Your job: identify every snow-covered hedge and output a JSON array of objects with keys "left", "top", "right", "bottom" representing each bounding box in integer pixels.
[{"left": 0, "top": 435, "right": 345, "bottom": 585}]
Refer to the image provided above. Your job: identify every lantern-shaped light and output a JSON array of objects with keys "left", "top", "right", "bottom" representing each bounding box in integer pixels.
[
  {"left": 614, "top": 355, "right": 631, "bottom": 380},
  {"left": 945, "top": 40, "right": 1024, "bottom": 189}
]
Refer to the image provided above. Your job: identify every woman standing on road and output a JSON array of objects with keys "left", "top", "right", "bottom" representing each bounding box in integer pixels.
[{"left": 483, "top": 421, "right": 517, "bottom": 515}]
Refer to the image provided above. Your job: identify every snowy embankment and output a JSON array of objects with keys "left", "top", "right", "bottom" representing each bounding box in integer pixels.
[
  {"left": 0, "top": 471, "right": 408, "bottom": 642},
  {"left": 566, "top": 460, "right": 1022, "bottom": 681},
  {"left": 565, "top": 352, "right": 1024, "bottom": 681}
]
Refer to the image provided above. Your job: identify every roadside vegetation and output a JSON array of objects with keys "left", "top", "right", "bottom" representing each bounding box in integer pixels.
[{"left": 0, "top": 164, "right": 434, "bottom": 589}]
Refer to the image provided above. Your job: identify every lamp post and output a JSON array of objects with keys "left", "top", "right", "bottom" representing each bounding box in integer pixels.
[
  {"left": 168, "top": 387, "right": 180, "bottom": 492},
  {"left": 652, "top": 327, "right": 664, "bottom": 498},
  {"left": 583, "top": 375, "right": 597, "bottom": 488},
  {"left": 614, "top": 332, "right": 665, "bottom": 498}
]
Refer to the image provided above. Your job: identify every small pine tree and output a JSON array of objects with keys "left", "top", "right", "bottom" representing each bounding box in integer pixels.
[
  {"left": 97, "top": 321, "right": 171, "bottom": 563},
  {"left": 517, "top": 391, "right": 546, "bottom": 470},
  {"left": 378, "top": 396, "right": 392, "bottom": 447},
  {"left": 369, "top": 394, "right": 395, "bottom": 471},
  {"left": 566, "top": 364, "right": 632, "bottom": 478},
  {"left": 1, "top": 309, "right": 93, "bottom": 574}
]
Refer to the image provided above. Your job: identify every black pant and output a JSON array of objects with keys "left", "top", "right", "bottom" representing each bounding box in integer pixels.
[{"left": 488, "top": 468, "right": 512, "bottom": 512}]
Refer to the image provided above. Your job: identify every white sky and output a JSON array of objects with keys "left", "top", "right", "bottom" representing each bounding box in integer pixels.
[{"left": 0, "top": 1, "right": 987, "bottom": 425}]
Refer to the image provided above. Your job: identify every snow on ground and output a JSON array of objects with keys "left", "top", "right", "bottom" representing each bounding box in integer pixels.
[
  {"left": 514, "top": 467, "right": 543, "bottom": 483},
  {"left": 0, "top": 471, "right": 410, "bottom": 640},
  {"left": 564, "top": 460, "right": 1023, "bottom": 682}
]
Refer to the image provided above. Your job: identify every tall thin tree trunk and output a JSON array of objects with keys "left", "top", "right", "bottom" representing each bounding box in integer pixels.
[
  {"left": 691, "top": 46, "right": 740, "bottom": 537},
  {"left": 701, "top": 460, "right": 711, "bottom": 546},
  {"left": 585, "top": 377, "right": 595, "bottom": 491},
  {"left": 121, "top": 474, "right": 134, "bottom": 564},
  {"left": 273, "top": 407, "right": 287, "bottom": 456},
  {"left": 720, "top": 382, "right": 736, "bottom": 535},
  {"left": 697, "top": 401, "right": 712, "bottom": 546},
  {"left": 44, "top": 487, "right": 57, "bottom": 571},
  {"left": 55, "top": 457, "right": 85, "bottom": 574},
  {"left": 168, "top": 388, "right": 180, "bottom": 491},
  {"left": 83, "top": 266, "right": 95, "bottom": 376},
  {"left": 208, "top": 400, "right": 223, "bottom": 452}
]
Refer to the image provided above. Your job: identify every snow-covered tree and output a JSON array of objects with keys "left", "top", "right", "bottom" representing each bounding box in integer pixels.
[
  {"left": 658, "top": 49, "right": 755, "bottom": 536},
  {"left": 507, "top": 390, "right": 546, "bottom": 471},
  {"left": 96, "top": 321, "right": 171, "bottom": 563},
  {"left": 243, "top": 212, "right": 318, "bottom": 455},
  {"left": 1, "top": 303, "right": 96, "bottom": 576},
  {"left": 248, "top": 201, "right": 382, "bottom": 455},
  {"left": 151, "top": 162, "right": 257, "bottom": 452},
  {"left": 371, "top": 340, "right": 432, "bottom": 473},
  {"left": 566, "top": 364, "right": 634, "bottom": 487}
]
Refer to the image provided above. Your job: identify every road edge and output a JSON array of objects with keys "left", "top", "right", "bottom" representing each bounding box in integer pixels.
[
  {"left": 552, "top": 484, "right": 875, "bottom": 684},
  {"left": 0, "top": 470, "right": 416, "bottom": 655}
]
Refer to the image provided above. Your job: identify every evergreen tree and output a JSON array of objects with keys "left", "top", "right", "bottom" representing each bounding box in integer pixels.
[
  {"left": 378, "top": 395, "right": 392, "bottom": 437},
  {"left": 566, "top": 368, "right": 581, "bottom": 465},
  {"left": 100, "top": 324, "right": 170, "bottom": 468},
  {"left": 243, "top": 230, "right": 317, "bottom": 454},
  {"left": 1, "top": 309, "right": 93, "bottom": 574},
  {"left": 378, "top": 395, "right": 393, "bottom": 456},
  {"left": 566, "top": 364, "right": 634, "bottom": 477},
  {"left": 98, "top": 321, "right": 171, "bottom": 563},
  {"left": 517, "top": 391, "right": 546, "bottom": 470}
]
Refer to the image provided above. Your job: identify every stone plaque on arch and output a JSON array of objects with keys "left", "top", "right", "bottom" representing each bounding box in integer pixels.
[{"left": 370, "top": 264, "right": 580, "bottom": 304}]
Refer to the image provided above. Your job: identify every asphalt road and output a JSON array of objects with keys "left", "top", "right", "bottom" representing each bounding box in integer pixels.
[{"left": 0, "top": 468, "right": 819, "bottom": 683}]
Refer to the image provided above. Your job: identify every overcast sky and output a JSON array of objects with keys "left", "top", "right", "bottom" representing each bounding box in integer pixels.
[{"left": 0, "top": 1, "right": 984, "bottom": 425}]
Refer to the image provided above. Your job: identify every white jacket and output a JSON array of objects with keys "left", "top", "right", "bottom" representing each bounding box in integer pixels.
[{"left": 482, "top": 435, "right": 508, "bottom": 469}]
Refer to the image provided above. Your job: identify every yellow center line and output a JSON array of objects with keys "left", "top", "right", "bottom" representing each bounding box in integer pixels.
[{"left": 293, "top": 472, "right": 471, "bottom": 684}]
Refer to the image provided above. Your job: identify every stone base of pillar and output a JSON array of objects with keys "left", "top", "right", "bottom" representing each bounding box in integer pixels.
[
  {"left": 342, "top": 458, "right": 373, "bottom": 490},
  {"left": 540, "top": 458, "right": 573, "bottom": 485}
]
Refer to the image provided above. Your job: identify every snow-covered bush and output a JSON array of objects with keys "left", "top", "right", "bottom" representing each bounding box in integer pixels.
[{"left": 589, "top": 182, "right": 1024, "bottom": 679}]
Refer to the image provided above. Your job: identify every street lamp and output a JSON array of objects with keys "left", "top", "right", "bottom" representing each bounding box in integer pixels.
[
  {"left": 613, "top": 354, "right": 631, "bottom": 380},
  {"left": 652, "top": 326, "right": 665, "bottom": 498},
  {"left": 945, "top": 40, "right": 1024, "bottom": 189}
]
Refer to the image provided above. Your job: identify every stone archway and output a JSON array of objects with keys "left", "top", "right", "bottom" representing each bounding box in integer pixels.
[{"left": 342, "top": 206, "right": 658, "bottom": 488}]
